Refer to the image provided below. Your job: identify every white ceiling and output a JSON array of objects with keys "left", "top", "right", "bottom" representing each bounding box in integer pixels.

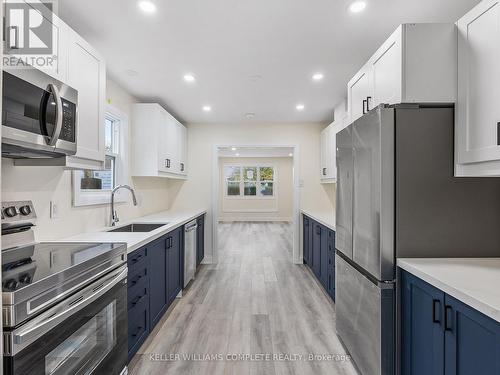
[{"left": 59, "top": 0, "right": 480, "bottom": 124}]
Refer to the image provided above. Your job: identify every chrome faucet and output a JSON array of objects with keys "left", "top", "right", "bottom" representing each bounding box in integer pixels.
[{"left": 110, "top": 185, "right": 138, "bottom": 226}]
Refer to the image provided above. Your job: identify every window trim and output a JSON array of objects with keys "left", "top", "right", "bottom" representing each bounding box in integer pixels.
[
  {"left": 72, "top": 104, "right": 130, "bottom": 207},
  {"left": 223, "top": 163, "right": 277, "bottom": 200}
]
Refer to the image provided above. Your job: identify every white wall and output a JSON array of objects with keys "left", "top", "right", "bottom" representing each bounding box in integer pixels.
[
  {"left": 167, "top": 122, "right": 336, "bottom": 263},
  {"left": 219, "top": 156, "right": 293, "bottom": 222},
  {"left": 1, "top": 79, "right": 172, "bottom": 240}
]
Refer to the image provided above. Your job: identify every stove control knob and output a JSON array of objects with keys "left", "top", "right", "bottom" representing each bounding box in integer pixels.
[
  {"left": 4, "top": 206, "right": 17, "bottom": 218},
  {"left": 5, "top": 279, "right": 18, "bottom": 290},
  {"left": 19, "top": 205, "right": 32, "bottom": 216},
  {"left": 19, "top": 274, "right": 31, "bottom": 284}
]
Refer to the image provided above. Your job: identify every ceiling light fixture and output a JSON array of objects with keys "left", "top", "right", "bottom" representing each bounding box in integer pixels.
[
  {"left": 349, "top": 1, "right": 366, "bottom": 13},
  {"left": 231, "top": 147, "right": 237, "bottom": 151},
  {"left": 288, "top": 153, "right": 293, "bottom": 157},
  {"left": 138, "top": 0, "right": 157, "bottom": 14},
  {"left": 184, "top": 74, "right": 196, "bottom": 82},
  {"left": 312, "top": 73, "right": 324, "bottom": 81},
  {"left": 296, "top": 104, "right": 305, "bottom": 111},
  {"left": 202, "top": 105, "right": 212, "bottom": 112},
  {"left": 245, "top": 113, "right": 256, "bottom": 119}
]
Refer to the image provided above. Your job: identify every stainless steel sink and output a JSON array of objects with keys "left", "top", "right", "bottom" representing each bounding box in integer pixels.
[{"left": 108, "top": 223, "right": 168, "bottom": 233}]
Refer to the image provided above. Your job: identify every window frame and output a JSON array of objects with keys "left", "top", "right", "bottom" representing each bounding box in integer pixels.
[
  {"left": 223, "top": 163, "right": 276, "bottom": 199},
  {"left": 72, "top": 105, "right": 130, "bottom": 207}
]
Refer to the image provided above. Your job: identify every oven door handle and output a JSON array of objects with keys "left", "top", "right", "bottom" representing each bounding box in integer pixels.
[
  {"left": 13, "top": 266, "right": 127, "bottom": 346},
  {"left": 46, "top": 83, "right": 63, "bottom": 146}
]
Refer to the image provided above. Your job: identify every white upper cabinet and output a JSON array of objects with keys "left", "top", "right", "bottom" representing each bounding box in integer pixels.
[
  {"left": 347, "top": 24, "right": 457, "bottom": 124},
  {"left": 456, "top": 0, "right": 500, "bottom": 176},
  {"left": 132, "top": 103, "right": 188, "bottom": 179},
  {"left": 65, "top": 28, "right": 106, "bottom": 167},
  {"left": 348, "top": 65, "right": 372, "bottom": 122},
  {"left": 320, "top": 101, "right": 348, "bottom": 183}
]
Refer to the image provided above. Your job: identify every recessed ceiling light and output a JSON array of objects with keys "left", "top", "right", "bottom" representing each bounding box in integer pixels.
[
  {"left": 231, "top": 147, "right": 237, "bottom": 151},
  {"left": 245, "top": 113, "right": 256, "bottom": 119},
  {"left": 138, "top": 0, "right": 156, "bottom": 13},
  {"left": 312, "top": 73, "right": 324, "bottom": 81},
  {"left": 184, "top": 74, "right": 196, "bottom": 82},
  {"left": 202, "top": 105, "right": 212, "bottom": 112},
  {"left": 349, "top": 1, "right": 366, "bottom": 13},
  {"left": 288, "top": 153, "right": 293, "bottom": 157},
  {"left": 296, "top": 104, "right": 305, "bottom": 111},
  {"left": 236, "top": 153, "right": 240, "bottom": 157}
]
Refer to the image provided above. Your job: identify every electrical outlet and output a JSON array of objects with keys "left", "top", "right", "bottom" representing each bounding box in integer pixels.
[{"left": 50, "top": 201, "right": 59, "bottom": 219}]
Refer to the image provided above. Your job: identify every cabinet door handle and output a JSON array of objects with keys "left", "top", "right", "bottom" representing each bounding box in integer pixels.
[
  {"left": 366, "top": 96, "right": 372, "bottom": 112},
  {"left": 323, "top": 168, "right": 327, "bottom": 176},
  {"left": 166, "top": 159, "right": 171, "bottom": 168},
  {"left": 131, "top": 255, "right": 143, "bottom": 264},
  {"left": 432, "top": 299, "right": 441, "bottom": 323},
  {"left": 316, "top": 226, "right": 321, "bottom": 235},
  {"left": 362, "top": 99, "right": 367, "bottom": 115},
  {"left": 444, "top": 305, "right": 453, "bottom": 331}
]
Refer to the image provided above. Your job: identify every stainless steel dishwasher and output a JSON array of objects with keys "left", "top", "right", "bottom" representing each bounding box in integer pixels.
[{"left": 184, "top": 220, "right": 198, "bottom": 287}]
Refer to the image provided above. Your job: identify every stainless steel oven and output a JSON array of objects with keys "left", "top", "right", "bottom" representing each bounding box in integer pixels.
[
  {"left": 2, "top": 201, "right": 128, "bottom": 375},
  {"left": 3, "top": 266, "right": 128, "bottom": 375},
  {"left": 2, "top": 68, "right": 78, "bottom": 158}
]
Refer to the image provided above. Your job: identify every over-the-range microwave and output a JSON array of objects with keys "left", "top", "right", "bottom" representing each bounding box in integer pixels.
[{"left": 2, "top": 68, "right": 78, "bottom": 159}]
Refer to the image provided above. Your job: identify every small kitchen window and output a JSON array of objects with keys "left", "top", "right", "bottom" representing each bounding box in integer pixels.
[
  {"left": 224, "top": 165, "right": 276, "bottom": 198},
  {"left": 72, "top": 105, "right": 129, "bottom": 207}
]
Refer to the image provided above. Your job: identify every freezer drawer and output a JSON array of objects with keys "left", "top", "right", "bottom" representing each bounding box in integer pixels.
[{"left": 336, "top": 254, "right": 395, "bottom": 375}]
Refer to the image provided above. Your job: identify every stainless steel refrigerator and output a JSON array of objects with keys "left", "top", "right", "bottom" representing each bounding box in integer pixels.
[{"left": 335, "top": 104, "right": 500, "bottom": 375}]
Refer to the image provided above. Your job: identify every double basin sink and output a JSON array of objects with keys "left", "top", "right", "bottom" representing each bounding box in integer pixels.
[{"left": 108, "top": 223, "right": 168, "bottom": 233}]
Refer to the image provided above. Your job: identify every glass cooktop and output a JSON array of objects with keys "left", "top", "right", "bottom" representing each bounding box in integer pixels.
[{"left": 2, "top": 242, "right": 125, "bottom": 292}]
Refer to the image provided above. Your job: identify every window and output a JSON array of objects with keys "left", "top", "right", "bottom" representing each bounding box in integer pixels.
[
  {"left": 224, "top": 165, "right": 275, "bottom": 198},
  {"left": 73, "top": 105, "right": 129, "bottom": 206}
]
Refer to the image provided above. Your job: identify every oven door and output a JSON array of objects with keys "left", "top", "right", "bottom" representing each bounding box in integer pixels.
[
  {"left": 2, "top": 69, "right": 77, "bottom": 158},
  {"left": 4, "top": 266, "right": 127, "bottom": 375}
]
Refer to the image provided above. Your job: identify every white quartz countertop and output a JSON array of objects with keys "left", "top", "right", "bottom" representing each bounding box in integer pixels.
[
  {"left": 300, "top": 209, "right": 335, "bottom": 231},
  {"left": 58, "top": 209, "right": 207, "bottom": 254},
  {"left": 397, "top": 258, "right": 500, "bottom": 323}
]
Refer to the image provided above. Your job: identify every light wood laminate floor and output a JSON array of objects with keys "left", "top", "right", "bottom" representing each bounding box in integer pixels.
[{"left": 129, "top": 222, "right": 358, "bottom": 375}]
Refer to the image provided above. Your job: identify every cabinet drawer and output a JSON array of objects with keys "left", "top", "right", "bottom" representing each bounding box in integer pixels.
[
  {"left": 128, "top": 247, "right": 147, "bottom": 270},
  {"left": 127, "top": 274, "right": 149, "bottom": 310},
  {"left": 128, "top": 295, "right": 149, "bottom": 360},
  {"left": 127, "top": 260, "right": 149, "bottom": 289}
]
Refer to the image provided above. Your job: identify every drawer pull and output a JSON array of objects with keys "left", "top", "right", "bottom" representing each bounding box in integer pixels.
[
  {"left": 131, "top": 274, "right": 143, "bottom": 286},
  {"left": 131, "top": 326, "right": 143, "bottom": 337},
  {"left": 131, "top": 294, "right": 145, "bottom": 306},
  {"left": 432, "top": 299, "right": 441, "bottom": 323},
  {"left": 444, "top": 305, "right": 453, "bottom": 331}
]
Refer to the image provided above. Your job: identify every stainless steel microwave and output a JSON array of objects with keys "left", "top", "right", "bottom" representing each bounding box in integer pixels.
[{"left": 2, "top": 68, "right": 78, "bottom": 158}]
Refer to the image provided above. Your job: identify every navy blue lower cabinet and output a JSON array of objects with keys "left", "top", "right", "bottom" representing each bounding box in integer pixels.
[
  {"left": 312, "top": 222, "right": 322, "bottom": 279},
  {"left": 303, "top": 215, "right": 335, "bottom": 303},
  {"left": 166, "top": 227, "right": 183, "bottom": 306},
  {"left": 303, "top": 216, "right": 311, "bottom": 265},
  {"left": 148, "top": 237, "right": 168, "bottom": 329},
  {"left": 401, "top": 270, "right": 445, "bottom": 375},
  {"left": 127, "top": 246, "right": 150, "bottom": 360},
  {"left": 401, "top": 269, "right": 500, "bottom": 375},
  {"left": 444, "top": 294, "right": 500, "bottom": 375}
]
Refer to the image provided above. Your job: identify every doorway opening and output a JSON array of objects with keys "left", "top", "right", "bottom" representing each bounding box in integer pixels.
[{"left": 212, "top": 145, "right": 300, "bottom": 264}]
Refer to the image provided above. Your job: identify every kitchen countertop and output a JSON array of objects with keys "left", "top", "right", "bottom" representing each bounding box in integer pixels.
[
  {"left": 58, "top": 209, "right": 207, "bottom": 254},
  {"left": 398, "top": 258, "right": 500, "bottom": 323},
  {"left": 300, "top": 209, "right": 335, "bottom": 231}
]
